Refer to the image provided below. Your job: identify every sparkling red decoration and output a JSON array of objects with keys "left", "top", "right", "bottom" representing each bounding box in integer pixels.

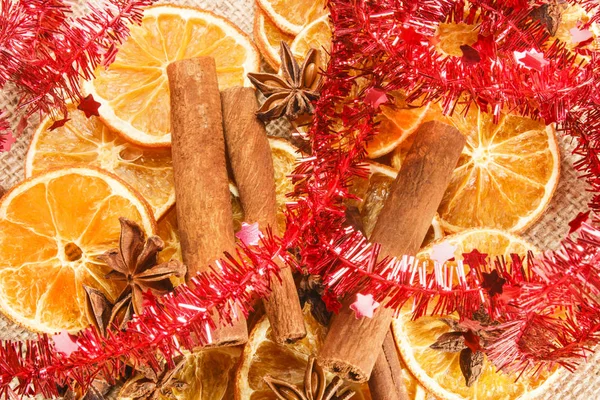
[
  {"left": 0, "top": 0, "right": 155, "bottom": 136},
  {"left": 77, "top": 95, "right": 101, "bottom": 119},
  {"left": 5, "top": 0, "right": 600, "bottom": 397}
]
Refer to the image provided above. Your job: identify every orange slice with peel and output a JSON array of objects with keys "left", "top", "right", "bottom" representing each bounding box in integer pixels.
[
  {"left": 392, "top": 229, "right": 559, "bottom": 400},
  {"left": 254, "top": 10, "right": 295, "bottom": 70},
  {"left": 26, "top": 106, "right": 174, "bottom": 219},
  {"left": 82, "top": 5, "right": 260, "bottom": 147},
  {"left": 257, "top": 0, "right": 327, "bottom": 36},
  {"left": 0, "top": 167, "right": 155, "bottom": 333}
]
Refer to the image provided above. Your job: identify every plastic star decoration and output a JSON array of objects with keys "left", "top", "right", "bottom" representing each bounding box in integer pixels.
[
  {"left": 236, "top": 222, "right": 262, "bottom": 246},
  {"left": 364, "top": 87, "right": 389, "bottom": 109},
  {"left": 48, "top": 118, "right": 70, "bottom": 131},
  {"left": 514, "top": 49, "right": 549, "bottom": 72},
  {"left": 462, "top": 249, "right": 488, "bottom": 269},
  {"left": 431, "top": 241, "right": 457, "bottom": 265},
  {"left": 570, "top": 27, "right": 593, "bottom": 44},
  {"left": 350, "top": 293, "right": 380, "bottom": 319},
  {"left": 52, "top": 330, "right": 79, "bottom": 357},
  {"left": 0, "top": 132, "right": 16, "bottom": 152},
  {"left": 481, "top": 270, "right": 506, "bottom": 297},
  {"left": 569, "top": 211, "right": 591, "bottom": 234},
  {"left": 77, "top": 94, "right": 101, "bottom": 118}
]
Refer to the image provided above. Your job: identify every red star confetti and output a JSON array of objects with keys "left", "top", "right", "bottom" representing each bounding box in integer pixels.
[
  {"left": 460, "top": 44, "right": 481, "bottom": 66},
  {"left": 236, "top": 222, "right": 261, "bottom": 246},
  {"left": 48, "top": 118, "right": 70, "bottom": 131},
  {"left": 514, "top": 49, "right": 549, "bottom": 72},
  {"left": 481, "top": 270, "right": 506, "bottom": 297},
  {"left": 463, "top": 249, "right": 488, "bottom": 269},
  {"left": 0, "top": 132, "right": 16, "bottom": 152},
  {"left": 364, "top": 87, "right": 389, "bottom": 109},
  {"left": 77, "top": 94, "right": 101, "bottom": 118},
  {"left": 350, "top": 293, "right": 380, "bottom": 319},
  {"left": 570, "top": 27, "right": 593, "bottom": 44},
  {"left": 463, "top": 330, "right": 482, "bottom": 352},
  {"left": 431, "top": 241, "right": 457, "bottom": 265},
  {"left": 51, "top": 330, "right": 79, "bottom": 357},
  {"left": 569, "top": 211, "right": 591, "bottom": 234}
]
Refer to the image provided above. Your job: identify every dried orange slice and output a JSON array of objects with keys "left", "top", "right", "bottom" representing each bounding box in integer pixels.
[
  {"left": 235, "top": 306, "right": 371, "bottom": 399},
  {"left": 367, "top": 95, "right": 431, "bottom": 159},
  {"left": 254, "top": 10, "right": 295, "bottom": 70},
  {"left": 438, "top": 105, "right": 560, "bottom": 233},
  {"left": 82, "top": 5, "right": 259, "bottom": 147},
  {"left": 290, "top": 14, "right": 331, "bottom": 67},
  {"left": 392, "top": 229, "right": 560, "bottom": 400},
  {"left": 0, "top": 167, "right": 155, "bottom": 333},
  {"left": 26, "top": 106, "right": 174, "bottom": 219},
  {"left": 257, "top": 0, "right": 327, "bottom": 36}
]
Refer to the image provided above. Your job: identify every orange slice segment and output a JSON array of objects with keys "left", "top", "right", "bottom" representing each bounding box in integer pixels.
[
  {"left": 254, "top": 10, "right": 295, "bottom": 70},
  {"left": 392, "top": 229, "right": 560, "bottom": 400},
  {"left": 26, "top": 106, "right": 174, "bottom": 219},
  {"left": 82, "top": 5, "right": 260, "bottom": 147},
  {"left": 257, "top": 0, "right": 328, "bottom": 36},
  {"left": 290, "top": 14, "right": 331, "bottom": 67},
  {"left": 0, "top": 167, "right": 155, "bottom": 333}
]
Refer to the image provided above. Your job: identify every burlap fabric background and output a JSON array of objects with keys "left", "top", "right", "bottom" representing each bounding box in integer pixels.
[{"left": 0, "top": 0, "right": 597, "bottom": 398}]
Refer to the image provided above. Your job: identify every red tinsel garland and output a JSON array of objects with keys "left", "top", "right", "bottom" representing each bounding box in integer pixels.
[
  {"left": 3, "top": 0, "right": 600, "bottom": 397},
  {"left": 0, "top": 0, "right": 154, "bottom": 138}
]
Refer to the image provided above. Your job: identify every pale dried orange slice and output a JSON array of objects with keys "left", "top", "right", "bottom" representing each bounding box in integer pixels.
[
  {"left": 257, "top": 0, "right": 327, "bottom": 36},
  {"left": 437, "top": 105, "right": 560, "bottom": 233},
  {"left": 82, "top": 5, "right": 260, "bottom": 147},
  {"left": 392, "top": 229, "right": 560, "bottom": 400},
  {"left": 235, "top": 306, "right": 372, "bottom": 399},
  {"left": 26, "top": 106, "right": 174, "bottom": 219},
  {"left": 119, "top": 347, "right": 241, "bottom": 400},
  {"left": 0, "top": 167, "right": 156, "bottom": 333},
  {"left": 367, "top": 94, "right": 431, "bottom": 159},
  {"left": 254, "top": 10, "right": 295, "bottom": 70},
  {"left": 290, "top": 14, "right": 331, "bottom": 67}
]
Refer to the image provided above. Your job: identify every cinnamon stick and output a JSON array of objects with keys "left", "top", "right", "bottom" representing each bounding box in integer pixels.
[
  {"left": 318, "top": 121, "right": 465, "bottom": 382},
  {"left": 167, "top": 57, "right": 247, "bottom": 347},
  {"left": 368, "top": 331, "right": 410, "bottom": 400},
  {"left": 221, "top": 87, "right": 306, "bottom": 344}
]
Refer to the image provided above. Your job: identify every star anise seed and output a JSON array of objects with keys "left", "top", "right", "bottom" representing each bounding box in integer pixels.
[
  {"left": 459, "top": 348, "right": 484, "bottom": 387},
  {"left": 265, "top": 356, "right": 355, "bottom": 400},
  {"left": 430, "top": 331, "right": 467, "bottom": 353},
  {"left": 248, "top": 41, "right": 321, "bottom": 123},
  {"left": 99, "top": 218, "right": 186, "bottom": 317},
  {"left": 120, "top": 358, "right": 188, "bottom": 400}
]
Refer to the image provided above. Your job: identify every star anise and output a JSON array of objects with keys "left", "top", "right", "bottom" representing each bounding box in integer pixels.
[
  {"left": 119, "top": 358, "right": 188, "bottom": 400},
  {"left": 59, "top": 378, "right": 113, "bottom": 400},
  {"left": 429, "top": 310, "right": 501, "bottom": 387},
  {"left": 248, "top": 41, "right": 321, "bottom": 123},
  {"left": 264, "top": 356, "right": 355, "bottom": 400},
  {"left": 99, "top": 218, "right": 186, "bottom": 319},
  {"left": 297, "top": 275, "right": 332, "bottom": 327}
]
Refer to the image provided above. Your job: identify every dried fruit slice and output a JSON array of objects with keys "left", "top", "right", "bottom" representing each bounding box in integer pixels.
[
  {"left": 26, "top": 106, "right": 174, "bottom": 219},
  {"left": 254, "top": 10, "right": 295, "bottom": 70},
  {"left": 235, "top": 306, "right": 371, "bottom": 399},
  {"left": 438, "top": 105, "right": 560, "bottom": 233},
  {"left": 392, "top": 229, "right": 560, "bottom": 400},
  {"left": 0, "top": 167, "right": 155, "bottom": 333},
  {"left": 257, "top": 0, "right": 327, "bottom": 36},
  {"left": 82, "top": 5, "right": 259, "bottom": 147},
  {"left": 290, "top": 14, "right": 331, "bottom": 67}
]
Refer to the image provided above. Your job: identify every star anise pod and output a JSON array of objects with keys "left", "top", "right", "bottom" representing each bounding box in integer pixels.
[
  {"left": 59, "top": 378, "right": 113, "bottom": 400},
  {"left": 99, "top": 218, "right": 186, "bottom": 319},
  {"left": 119, "top": 358, "right": 188, "bottom": 400},
  {"left": 297, "top": 274, "right": 332, "bottom": 326},
  {"left": 248, "top": 41, "right": 321, "bottom": 123},
  {"left": 265, "top": 356, "right": 355, "bottom": 400}
]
